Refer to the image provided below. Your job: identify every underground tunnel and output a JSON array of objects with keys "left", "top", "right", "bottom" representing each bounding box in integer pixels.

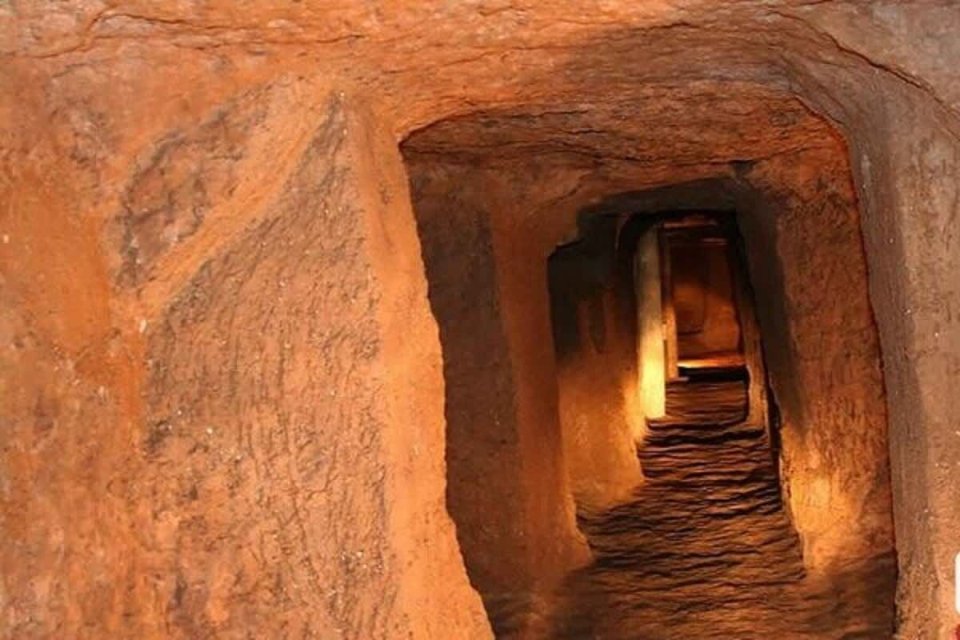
[
  {"left": 402, "top": 93, "right": 896, "bottom": 638},
  {"left": 5, "top": 3, "right": 960, "bottom": 639}
]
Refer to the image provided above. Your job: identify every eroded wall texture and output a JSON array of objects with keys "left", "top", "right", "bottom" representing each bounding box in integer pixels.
[
  {"left": 2, "top": 1, "right": 960, "bottom": 637},
  {"left": 404, "top": 158, "right": 589, "bottom": 634},
  {"left": 736, "top": 143, "right": 895, "bottom": 579},
  {"left": 548, "top": 217, "right": 644, "bottom": 510}
]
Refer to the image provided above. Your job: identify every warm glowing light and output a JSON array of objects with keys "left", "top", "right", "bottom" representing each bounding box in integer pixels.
[
  {"left": 635, "top": 230, "right": 666, "bottom": 420},
  {"left": 955, "top": 552, "right": 960, "bottom": 613}
]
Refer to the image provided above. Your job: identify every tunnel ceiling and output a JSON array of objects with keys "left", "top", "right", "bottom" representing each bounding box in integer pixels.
[
  {"left": 401, "top": 80, "right": 850, "bottom": 249},
  {"left": 403, "top": 84, "right": 837, "bottom": 167}
]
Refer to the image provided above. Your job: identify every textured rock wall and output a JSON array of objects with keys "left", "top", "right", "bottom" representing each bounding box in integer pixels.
[
  {"left": 489, "top": 205, "right": 595, "bottom": 594},
  {"left": 408, "top": 162, "right": 529, "bottom": 608},
  {"left": 136, "top": 92, "right": 491, "bottom": 639},
  {"left": 736, "top": 145, "right": 894, "bottom": 577},
  {"left": 838, "top": 91, "right": 960, "bottom": 640},
  {"left": 405, "top": 158, "right": 589, "bottom": 632},
  {"left": 554, "top": 308, "right": 646, "bottom": 511},
  {"left": 4, "top": 1, "right": 960, "bottom": 636},
  {"left": 549, "top": 221, "right": 644, "bottom": 510},
  {"left": 0, "top": 284, "right": 136, "bottom": 636},
  {"left": 1, "top": 77, "right": 491, "bottom": 638}
]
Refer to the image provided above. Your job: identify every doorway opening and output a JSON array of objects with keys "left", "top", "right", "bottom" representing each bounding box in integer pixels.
[{"left": 546, "top": 209, "right": 845, "bottom": 636}]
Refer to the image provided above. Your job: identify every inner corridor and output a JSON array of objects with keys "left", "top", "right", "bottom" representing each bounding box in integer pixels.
[
  {"left": 548, "top": 375, "right": 896, "bottom": 639},
  {"left": 405, "top": 108, "right": 899, "bottom": 639}
]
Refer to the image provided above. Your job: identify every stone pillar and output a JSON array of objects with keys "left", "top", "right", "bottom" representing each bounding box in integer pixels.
[
  {"left": 728, "top": 237, "right": 768, "bottom": 428},
  {"left": 660, "top": 232, "right": 681, "bottom": 381},
  {"left": 635, "top": 228, "right": 667, "bottom": 423}
]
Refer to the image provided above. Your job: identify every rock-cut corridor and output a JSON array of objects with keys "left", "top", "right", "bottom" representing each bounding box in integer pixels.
[
  {"left": 4, "top": 2, "right": 960, "bottom": 639},
  {"left": 547, "top": 377, "right": 896, "bottom": 639}
]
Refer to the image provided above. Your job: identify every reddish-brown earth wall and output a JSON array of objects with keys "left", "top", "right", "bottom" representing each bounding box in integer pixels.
[
  {"left": 548, "top": 220, "right": 645, "bottom": 510},
  {"left": 3, "top": 2, "right": 960, "bottom": 637}
]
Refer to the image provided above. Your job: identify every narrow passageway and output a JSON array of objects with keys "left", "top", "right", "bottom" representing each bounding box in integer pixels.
[
  {"left": 13, "top": 4, "right": 960, "bottom": 638},
  {"left": 407, "top": 121, "right": 899, "bottom": 636},
  {"left": 547, "top": 372, "right": 894, "bottom": 639}
]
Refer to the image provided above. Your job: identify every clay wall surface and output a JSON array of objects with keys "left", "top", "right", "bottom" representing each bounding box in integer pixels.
[
  {"left": 549, "top": 221, "right": 644, "bottom": 510},
  {"left": 404, "top": 158, "right": 589, "bottom": 634},
  {"left": 3, "top": 2, "right": 960, "bottom": 636},
  {"left": 736, "top": 144, "right": 894, "bottom": 579},
  {"left": 1, "top": 79, "right": 492, "bottom": 639}
]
